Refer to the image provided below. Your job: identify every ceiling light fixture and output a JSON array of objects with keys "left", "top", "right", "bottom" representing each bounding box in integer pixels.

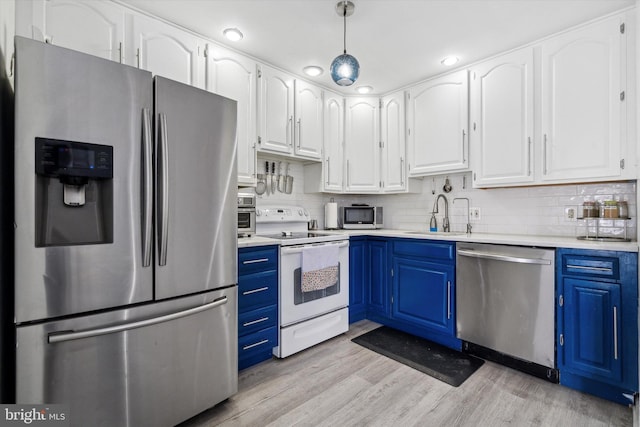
[
  {"left": 303, "top": 66, "right": 324, "bottom": 77},
  {"left": 356, "top": 86, "right": 372, "bottom": 94},
  {"left": 223, "top": 28, "right": 243, "bottom": 42},
  {"left": 330, "top": 1, "right": 359, "bottom": 87},
  {"left": 441, "top": 56, "right": 459, "bottom": 66}
]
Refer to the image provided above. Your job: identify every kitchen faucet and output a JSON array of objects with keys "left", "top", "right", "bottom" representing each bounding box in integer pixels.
[
  {"left": 453, "top": 197, "right": 472, "bottom": 234},
  {"left": 431, "top": 194, "right": 450, "bottom": 232}
]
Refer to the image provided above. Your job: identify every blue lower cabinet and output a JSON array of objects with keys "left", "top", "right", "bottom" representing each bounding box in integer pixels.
[
  {"left": 356, "top": 237, "right": 459, "bottom": 350},
  {"left": 557, "top": 248, "right": 638, "bottom": 405},
  {"left": 349, "top": 237, "right": 368, "bottom": 323},
  {"left": 368, "top": 239, "right": 390, "bottom": 318},
  {"left": 238, "top": 245, "right": 279, "bottom": 370},
  {"left": 238, "top": 326, "right": 278, "bottom": 371},
  {"left": 391, "top": 256, "right": 454, "bottom": 337}
]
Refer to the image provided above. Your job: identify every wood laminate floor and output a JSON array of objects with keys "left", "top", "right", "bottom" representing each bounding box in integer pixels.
[{"left": 181, "top": 320, "right": 633, "bottom": 427}]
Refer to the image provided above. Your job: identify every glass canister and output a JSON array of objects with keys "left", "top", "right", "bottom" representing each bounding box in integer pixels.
[
  {"left": 582, "top": 201, "right": 598, "bottom": 218},
  {"left": 602, "top": 200, "right": 619, "bottom": 218},
  {"left": 618, "top": 201, "right": 629, "bottom": 218}
]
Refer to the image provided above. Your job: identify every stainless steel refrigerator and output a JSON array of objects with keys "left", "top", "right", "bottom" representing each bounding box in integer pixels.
[{"left": 10, "top": 37, "right": 238, "bottom": 426}]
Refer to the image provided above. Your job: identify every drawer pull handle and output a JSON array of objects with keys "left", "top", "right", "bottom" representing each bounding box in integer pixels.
[
  {"left": 243, "top": 286, "right": 269, "bottom": 296},
  {"left": 243, "top": 317, "right": 270, "bottom": 327},
  {"left": 243, "top": 258, "right": 270, "bottom": 264},
  {"left": 243, "top": 339, "right": 269, "bottom": 350},
  {"left": 566, "top": 264, "right": 612, "bottom": 273}
]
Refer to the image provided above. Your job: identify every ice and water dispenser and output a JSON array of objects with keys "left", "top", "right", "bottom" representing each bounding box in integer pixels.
[{"left": 35, "top": 137, "right": 114, "bottom": 246}]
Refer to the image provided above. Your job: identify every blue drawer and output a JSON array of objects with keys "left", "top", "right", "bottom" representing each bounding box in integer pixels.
[
  {"left": 393, "top": 239, "right": 454, "bottom": 262},
  {"left": 561, "top": 254, "right": 619, "bottom": 280},
  {"left": 239, "top": 304, "right": 277, "bottom": 337},
  {"left": 238, "top": 246, "right": 278, "bottom": 275},
  {"left": 238, "top": 326, "right": 277, "bottom": 370},
  {"left": 238, "top": 270, "right": 278, "bottom": 310}
]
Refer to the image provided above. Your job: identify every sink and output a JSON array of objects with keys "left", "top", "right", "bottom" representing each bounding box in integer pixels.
[{"left": 405, "top": 231, "right": 468, "bottom": 236}]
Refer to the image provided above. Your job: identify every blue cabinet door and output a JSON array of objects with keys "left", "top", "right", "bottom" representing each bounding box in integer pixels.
[
  {"left": 349, "top": 237, "right": 368, "bottom": 323},
  {"left": 391, "top": 256, "right": 454, "bottom": 336},
  {"left": 368, "top": 238, "right": 389, "bottom": 318},
  {"left": 560, "top": 277, "right": 622, "bottom": 382}
]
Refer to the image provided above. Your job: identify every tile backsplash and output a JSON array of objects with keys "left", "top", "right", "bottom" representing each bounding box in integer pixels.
[{"left": 249, "top": 156, "right": 637, "bottom": 240}]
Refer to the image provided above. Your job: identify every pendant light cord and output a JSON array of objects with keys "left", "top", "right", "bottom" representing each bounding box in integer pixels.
[{"left": 343, "top": 1, "right": 347, "bottom": 54}]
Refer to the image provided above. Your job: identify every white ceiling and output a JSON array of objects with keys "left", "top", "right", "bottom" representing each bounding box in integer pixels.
[{"left": 119, "top": 0, "right": 635, "bottom": 95}]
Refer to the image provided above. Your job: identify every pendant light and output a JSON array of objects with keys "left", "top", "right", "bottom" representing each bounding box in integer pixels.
[{"left": 330, "top": 1, "right": 359, "bottom": 86}]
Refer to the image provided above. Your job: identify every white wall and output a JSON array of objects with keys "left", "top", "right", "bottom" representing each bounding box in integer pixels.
[{"left": 253, "top": 155, "right": 637, "bottom": 239}]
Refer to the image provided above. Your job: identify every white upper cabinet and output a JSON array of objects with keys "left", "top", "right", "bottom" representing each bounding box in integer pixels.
[
  {"left": 132, "top": 14, "right": 205, "bottom": 88},
  {"left": 30, "top": 0, "right": 124, "bottom": 62},
  {"left": 257, "top": 65, "right": 323, "bottom": 160},
  {"left": 471, "top": 47, "right": 535, "bottom": 187},
  {"left": 323, "top": 91, "right": 344, "bottom": 192},
  {"left": 540, "top": 15, "right": 625, "bottom": 182},
  {"left": 206, "top": 44, "right": 257, "bottom": 186},
  {"left": 294, "top": 80, "right": 323, "bottom": 160},
  {"left": 257, "top": 64, "right": 295, "bottom": 155},
  {"left": 407, "top": 69, "right": 469, "bottom": 177},
  {"left": 345, "top": 97, "right": 380, "bottom": 193},
  {"left": 380, "top": 91, "right": 406, "bottom": 192}
]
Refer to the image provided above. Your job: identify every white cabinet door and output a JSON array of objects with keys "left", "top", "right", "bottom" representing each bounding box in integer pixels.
[
  {"left": 133, "top": 14, "right": 205, "bottom": 88},
  {"left": 345, "top": 98, "right": 379, "bottom": 193},
  {"left": 380, "top": 91, "right": 406, "bottom": 192},
  {"left": 31, "top": 0, "right": 124, "bottom": 62},
  {"left": 257, "top": 64, "right": 294, "bottom": 155},
  {"left": 540, "top": 15, "right": 624, "bottom": 182},
  {"left": 407, "top": 70, "right": 469, "bottom": 176},
  {"left": 294, "top": 80, "right": 323, "bottom": 160},
  {"left": 323, "top": 91, "right": 344, "bottom": 192},
  {"left": 206, "top": 44, "right": 257, "bottom": 186},
  {"left": 471, "top": 47, "right": 534, "bottom": 187}
]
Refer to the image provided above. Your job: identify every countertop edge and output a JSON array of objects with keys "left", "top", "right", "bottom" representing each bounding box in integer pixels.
[{"left": 238, "top": 230, "right": 639, "bottom": 252}]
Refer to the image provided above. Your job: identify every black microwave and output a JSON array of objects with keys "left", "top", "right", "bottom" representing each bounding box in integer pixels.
[{"left": 339, "top": 205, "right": 383, "bottom": 229}]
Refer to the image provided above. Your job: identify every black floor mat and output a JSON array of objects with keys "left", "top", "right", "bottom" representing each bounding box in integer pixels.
[{"left": 351, "top": 326, "right": 484, "bottom": 387}]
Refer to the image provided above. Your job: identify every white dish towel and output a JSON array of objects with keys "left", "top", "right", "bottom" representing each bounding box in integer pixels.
[{"left": 301, "top": 244, "right": 339, "bottom": 292}]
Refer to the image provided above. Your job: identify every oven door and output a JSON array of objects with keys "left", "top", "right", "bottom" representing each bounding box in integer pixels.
[
  {"left": 279, "top": 240, "right": 349, "bottom": 326},
  {"left": 237, "top": 208, "right": 255, "bottom": 236}
]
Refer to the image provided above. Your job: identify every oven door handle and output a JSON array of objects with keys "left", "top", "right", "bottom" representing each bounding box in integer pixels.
[{"left": 281, "top": 241, "right": 349, "bottom": 254}]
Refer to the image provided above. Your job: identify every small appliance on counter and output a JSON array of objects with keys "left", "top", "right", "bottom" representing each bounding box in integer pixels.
[
  {"left": 237, "top": 191, "right": 256, "bottom": 237},
  {"left": 339, "top": 204, "right": 383, "bottom": 229}
]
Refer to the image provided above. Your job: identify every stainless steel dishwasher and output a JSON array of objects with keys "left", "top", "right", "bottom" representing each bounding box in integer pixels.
[{"left": 456, "top": 242, "right": 557, "bottom": 381}]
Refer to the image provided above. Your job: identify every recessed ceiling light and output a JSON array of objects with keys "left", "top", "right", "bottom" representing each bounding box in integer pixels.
[
  {"left": 303, "top": 66, "right": 324, "bottom": 77},
  {"left": 356, "top": 86, "right": 373, "bottom": 94},
  {"left": 441, "top": 56, "right": 459, "bottom": 66},
  {"left": 223, "top": 28, "right": 243, "bottom": 42}
]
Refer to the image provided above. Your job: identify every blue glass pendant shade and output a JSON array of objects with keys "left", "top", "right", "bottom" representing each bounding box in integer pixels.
[{"left": 330, "top": 53, "right": 360, "bottom": 86}]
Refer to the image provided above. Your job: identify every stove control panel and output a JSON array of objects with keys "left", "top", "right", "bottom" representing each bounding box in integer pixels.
[{"left": 256, "top": 207, "right": 310, "bottom": 222}]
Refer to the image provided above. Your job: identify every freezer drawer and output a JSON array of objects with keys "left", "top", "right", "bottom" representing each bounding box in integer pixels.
[{"left": 16, "top": 287, "right": 237, "bottom": 427}]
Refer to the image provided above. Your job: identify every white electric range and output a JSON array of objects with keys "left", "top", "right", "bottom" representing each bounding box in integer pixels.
[{"left": 256, "top": 206, "right": 349, "bottom": 358}]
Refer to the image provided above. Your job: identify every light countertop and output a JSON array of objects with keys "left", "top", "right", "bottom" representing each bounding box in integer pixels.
[{"left": 238, "top": 229, "right": 638, "bottom": 252}]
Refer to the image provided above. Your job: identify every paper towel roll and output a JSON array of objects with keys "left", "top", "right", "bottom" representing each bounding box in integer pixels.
[{"left": 325, "top": 202, "right": 338, "bottom": 229}]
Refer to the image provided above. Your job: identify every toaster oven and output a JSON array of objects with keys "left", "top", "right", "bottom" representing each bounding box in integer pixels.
[{"left": 237, "top": 192, "right": 256, "bottom": 237}]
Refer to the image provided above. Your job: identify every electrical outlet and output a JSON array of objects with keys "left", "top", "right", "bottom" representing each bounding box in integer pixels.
[
  {"left": 469, "top": 207, "right": 481, "bottom": 221},
  {"left": 564, "top": 206, "right": 577, "bottom": 221}
]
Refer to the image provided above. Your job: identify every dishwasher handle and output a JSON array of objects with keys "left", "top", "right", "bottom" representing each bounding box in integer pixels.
[{"left": 457, "top": 249, "right": 552, "bottom": 265}]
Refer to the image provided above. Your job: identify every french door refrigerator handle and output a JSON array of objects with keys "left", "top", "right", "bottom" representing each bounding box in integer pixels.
[
  {"left": 48, "top": 296, "right": 229, "bottom": 344},
  {"left": 158, "top": 113, "right": 170, "bottom": 266},
  {"left": 457, "top": 249, "right": 551, "bottom": 265},
  {"left": 142, "top": 108, "right": 153, "bottom": 267}
]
